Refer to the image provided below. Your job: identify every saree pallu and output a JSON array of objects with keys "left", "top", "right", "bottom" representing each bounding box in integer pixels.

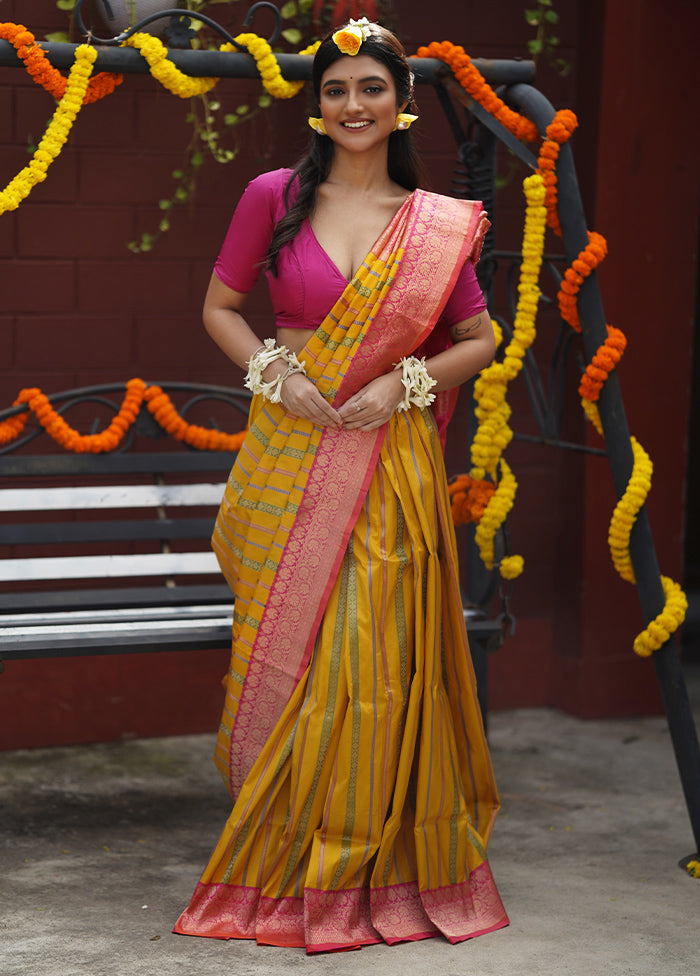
[{"left": 175, "top": 190, "right": 508, "bottom": 951}]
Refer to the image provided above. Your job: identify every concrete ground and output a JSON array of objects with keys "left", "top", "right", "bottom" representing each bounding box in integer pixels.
[{"left": 2, "top": 666, "right": 699, "bottom": 976}]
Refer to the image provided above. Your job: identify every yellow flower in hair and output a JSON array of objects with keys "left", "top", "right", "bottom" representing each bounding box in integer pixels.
[{"left": 332, "top": 17, "right": 371, "bottom": 56}]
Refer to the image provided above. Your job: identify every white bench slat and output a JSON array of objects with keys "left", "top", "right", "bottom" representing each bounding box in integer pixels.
[
  {"left": 0, "top": 483, "right": 225, "bottom": 512},
  {"left": 0, "top": 604, "right": 233, "bottom": 627},
  {"left": 0, "top": 551, "right": 221, "bottom": 582},
  {"left": 2, "top": 615, "right": 233, "bottom": 641}
]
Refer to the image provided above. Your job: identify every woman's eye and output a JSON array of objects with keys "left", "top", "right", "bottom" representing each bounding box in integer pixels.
[{"left": 365, "top": 86, "right": 383, "bottom": 94}]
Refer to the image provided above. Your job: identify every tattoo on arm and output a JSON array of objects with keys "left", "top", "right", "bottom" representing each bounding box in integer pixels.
[{"left": 450, "top": 314, "right": 482, "bottom": 341}]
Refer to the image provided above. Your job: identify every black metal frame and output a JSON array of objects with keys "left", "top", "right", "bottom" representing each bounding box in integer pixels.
[{"left": 0, "top": 1, "right": 697, "bottom": 858}]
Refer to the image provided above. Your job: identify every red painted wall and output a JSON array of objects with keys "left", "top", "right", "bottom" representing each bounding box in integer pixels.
[{"left": 1, "top": 0, "right": 695, "bottom": 747}]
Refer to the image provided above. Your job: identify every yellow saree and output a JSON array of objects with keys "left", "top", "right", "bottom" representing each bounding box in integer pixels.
[{"left": 175, "top": 190, "right": 508, "bottom": 951}]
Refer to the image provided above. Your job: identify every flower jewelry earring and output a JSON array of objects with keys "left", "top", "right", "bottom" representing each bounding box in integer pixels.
[
  {"left": 308, "top": 116, "right": 327, "bottom": 135},
  {"left": 393, "top": 112, "right": 419, "bottom": 131}
]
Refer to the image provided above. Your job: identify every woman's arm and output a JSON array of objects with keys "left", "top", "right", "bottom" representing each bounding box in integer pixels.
[
  {"left": 203, "top": 273, "right": 342, "bottom": 428},
  {"left": 337, "top": 310, "right": 496, "bottom": 430}
]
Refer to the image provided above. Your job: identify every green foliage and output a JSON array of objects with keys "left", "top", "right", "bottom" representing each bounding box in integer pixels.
[
  {"left": 524, "top": 0, "right": 570, "bottom": 77},
  {"left": 46, "top": 0, "right": 322, "bottom": 253}
]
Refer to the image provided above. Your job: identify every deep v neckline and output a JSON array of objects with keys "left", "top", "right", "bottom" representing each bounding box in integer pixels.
[{"left": 307, "top": 192, "right": 414, "bottom": 284}]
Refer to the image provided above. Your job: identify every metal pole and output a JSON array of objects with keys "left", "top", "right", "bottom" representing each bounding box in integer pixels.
[
  {"left": 0, "top": 41, "right": 533, "bottom": 87},
  {"left": 505, "top": 81, "right": 700, "bottom": 855}
]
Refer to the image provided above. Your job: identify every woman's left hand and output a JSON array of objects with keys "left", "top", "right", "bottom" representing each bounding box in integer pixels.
[{"left": 338, "top": 370, "right": 405, "bottom": 431}]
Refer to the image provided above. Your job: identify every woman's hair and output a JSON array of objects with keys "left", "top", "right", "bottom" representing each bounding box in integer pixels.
[{"left": 266, "top": 22, "right": 426, "bottom": 275}]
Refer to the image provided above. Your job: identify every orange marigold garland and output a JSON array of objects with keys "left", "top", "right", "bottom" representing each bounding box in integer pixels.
[
  {"left": 0, "top": 22, "right": 122, "bottom": 103},
  {"left": 448, "top": 473, "right": 496, "bottom": 526},
  {"left": 536, "top": 109, "right": 578, "bottom": 235},
  {"left": 557, "top": 230, "right": 608, "bottom": 331},
  {"left": 143, "top": 386, "right": 246, "bottom": 452},
  {"left": 0, "top": 381, "right": 247, "bottom": 454},
  {"left": 416, "top": 41, "right": 539, "bottom": 143}
]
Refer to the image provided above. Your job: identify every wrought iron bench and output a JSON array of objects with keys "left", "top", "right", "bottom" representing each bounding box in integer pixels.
[{"left": 0, "top": 381, "right": 503, "bottom": 720}]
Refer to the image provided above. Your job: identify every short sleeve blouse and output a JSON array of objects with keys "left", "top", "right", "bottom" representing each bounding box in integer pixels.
[{"left": 214, "top": 168, "right": 487, "bottom": 330}]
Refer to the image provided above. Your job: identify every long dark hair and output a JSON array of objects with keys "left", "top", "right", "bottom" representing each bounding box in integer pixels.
[{"left": 267, "top": 22, "right": 426, "bottom": 275}]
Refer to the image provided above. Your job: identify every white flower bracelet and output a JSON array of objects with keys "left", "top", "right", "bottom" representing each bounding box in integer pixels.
[
  {"left": 244, "top": 338, "right": 307, "bottom": 404},
  {"left": 394, "top": 356, "right": 437, "bottom": 412}
]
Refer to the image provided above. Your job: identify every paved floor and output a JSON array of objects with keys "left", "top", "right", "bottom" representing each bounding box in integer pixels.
[{"left": 2, "top": 666, "right": 699, "bottom": 976}]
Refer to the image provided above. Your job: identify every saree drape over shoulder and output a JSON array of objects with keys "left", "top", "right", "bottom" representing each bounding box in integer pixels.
[{"left": 175, "top": 189, "right": 508, "bottom": 952}]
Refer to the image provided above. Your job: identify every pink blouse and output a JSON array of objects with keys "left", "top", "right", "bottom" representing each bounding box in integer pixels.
[{"left": 214, "top": 168, "right": 487, "bottom": 331}]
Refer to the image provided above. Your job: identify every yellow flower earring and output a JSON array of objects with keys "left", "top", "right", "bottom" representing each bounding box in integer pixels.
[
  {"left": 393, "top": 112, "right": 419, "bottom": 131},
  {"left": 308, "top": 116, "right": 327, "bottom": 135}
]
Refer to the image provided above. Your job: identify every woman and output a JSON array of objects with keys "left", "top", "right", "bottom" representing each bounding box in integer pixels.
[{"left": 175, "top": 19, "right": 508, "bottom": 952}]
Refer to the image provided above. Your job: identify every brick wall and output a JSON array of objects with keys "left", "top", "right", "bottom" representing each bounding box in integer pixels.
[{"left": 1, "top": 0, "right": 694, "bottom": 746}]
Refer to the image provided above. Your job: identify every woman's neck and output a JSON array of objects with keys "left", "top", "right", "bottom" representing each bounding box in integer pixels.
[{"left": 325, "top": 146, "right": 396, "bottom": 196}]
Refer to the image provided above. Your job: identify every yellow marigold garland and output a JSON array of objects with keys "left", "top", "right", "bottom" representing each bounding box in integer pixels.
[
  {"left": 0, "top": 381, "right": 247, "bottom": 454},
  {"left": 123, "top": 33, "right": 218, "bottom": 97},
  {"left": 468, "top": 172, "right": 548, "bottom": 578},
  {"left": 0, "top": 43, "right": 97, "bottom": 213},
  {"left": 123, "top": 32, "right": 320, "bottom": 100},
  {"left": 222, "top": 35, "right": 321, "bottom": 99}
]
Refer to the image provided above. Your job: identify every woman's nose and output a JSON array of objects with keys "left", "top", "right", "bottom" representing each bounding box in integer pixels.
[{"left": 346, "top": 88, "right": 363, "bottom": 112}]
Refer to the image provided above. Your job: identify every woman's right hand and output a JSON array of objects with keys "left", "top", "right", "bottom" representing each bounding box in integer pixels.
[{"left": 279, "top": 371, "right": 343, "bottom": 429}]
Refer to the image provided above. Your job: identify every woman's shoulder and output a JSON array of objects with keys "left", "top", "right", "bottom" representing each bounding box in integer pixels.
[{"left": 244, "top": 167, "right": 295, "bottom": 199}]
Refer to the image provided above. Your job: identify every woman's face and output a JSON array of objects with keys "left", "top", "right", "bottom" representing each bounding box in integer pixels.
[{"left": 318, "top": 55, "right": 405, "bottom": 152}]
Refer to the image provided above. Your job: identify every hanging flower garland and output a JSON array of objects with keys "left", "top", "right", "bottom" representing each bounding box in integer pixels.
[
  {"left": 222, "top": 35, "right": 321, "bottom": 99},
  {"left": 123, "top": 31, "right": 320, "bottom": 100},
  {"left": 536, "top": 109, "right": 578, "bottom": 235},
  {"left": 0, "top": 381, "right": 247, "bottom": 454},
  {"left": 0, "top": 42, "right": 97, "bottom": 214},
  {"left": 541, "top": 115, "right": 688, "bottom": 658},
  {"left": 123, "top": 32, "right": 218, "bottom": 98},
  {"left": 0, "top": 22, "right": 122, "bottom": 103},
  {"left": 448, "top": 473, "right": 496, "bottom": 525},
  {"left": 415, "top": 41, "right": 539, "bottom": 143},
  {"left": 467, "top": 172, "right": 548, "bottom": 580},
  {"left": 142, "top": 385, "right": 247, "bottom": 451}
]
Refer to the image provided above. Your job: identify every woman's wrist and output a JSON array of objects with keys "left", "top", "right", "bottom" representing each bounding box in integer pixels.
[
  {"left": 394, "top": 356, "right": 437, "bottom": 411},
  {"left": 244, "top": 339, "right": 307, "bottom": 403}
]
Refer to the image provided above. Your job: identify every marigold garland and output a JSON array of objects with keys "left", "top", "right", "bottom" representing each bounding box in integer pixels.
[
  {"left": 536, "top": 109, "right": 578, "bottom": 235},
  {"left": 222, "top": 35, "right": 321, "bottom": 100},
  {"left": 123, "top": 32, "right": 321, "bottom": 100},
  {"left": 0, "top": 42, "right": 97, "bottom": 214},
  {"left": 548, "top": 128, "right": 687, "bottom": 658},
  {"left": 416, "top": 41, "right": 539, "bottom": 143},
  {"left": 448, "top": 473, "right": 496, "bottom": 525},
  {"left": 0, "top": 381, "right": 247, "bottom": 454},
  {"left": 466, "top": 172, "right": 548, "bottom": 579},
  {"left": 686, "top": 860, "right": 700, "bottom": 879},
  {"left": 123, "top": 32, "right": 218, "bottom": 98},
  {"left": 0, "top": 22, "right": 122, "bottom": 103}
]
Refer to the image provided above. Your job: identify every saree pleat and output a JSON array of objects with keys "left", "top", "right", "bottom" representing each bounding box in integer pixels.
[{"left": 175, "top": 407, "right": 508, "bottom": 950}]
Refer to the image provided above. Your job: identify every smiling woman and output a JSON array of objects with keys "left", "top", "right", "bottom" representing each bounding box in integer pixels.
[{"left": 173, "top": 18, "right": 506, "bottom": 954}]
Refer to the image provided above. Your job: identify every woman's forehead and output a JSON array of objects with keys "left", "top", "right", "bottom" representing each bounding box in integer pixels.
[{"left": 321, "top": 54, "right": 394, "bottom": 86}]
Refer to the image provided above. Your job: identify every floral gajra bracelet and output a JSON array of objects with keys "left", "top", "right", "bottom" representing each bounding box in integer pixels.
[
  {"left": 394, "top": 356, "right": 437, "bottom": 412},
  {"left": 244, "top": 338, "right": 307, "bottom": 404}
]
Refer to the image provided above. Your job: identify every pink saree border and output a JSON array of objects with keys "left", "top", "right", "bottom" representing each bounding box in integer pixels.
[
  {"left": 173, "top": 861, "right": 508, "bottom": 952},
  {"left": 229, "top": 192, "right": 489, "bottom": 795}
]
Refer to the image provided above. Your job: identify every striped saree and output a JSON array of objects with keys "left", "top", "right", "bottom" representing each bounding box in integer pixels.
[{"left": 175, "top": 190, "right": 508, "bottom": 951}]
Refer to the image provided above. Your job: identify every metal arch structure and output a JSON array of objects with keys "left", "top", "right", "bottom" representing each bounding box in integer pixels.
[{"left": 0, "top": 2, "right": 699, "bottom": 860}]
